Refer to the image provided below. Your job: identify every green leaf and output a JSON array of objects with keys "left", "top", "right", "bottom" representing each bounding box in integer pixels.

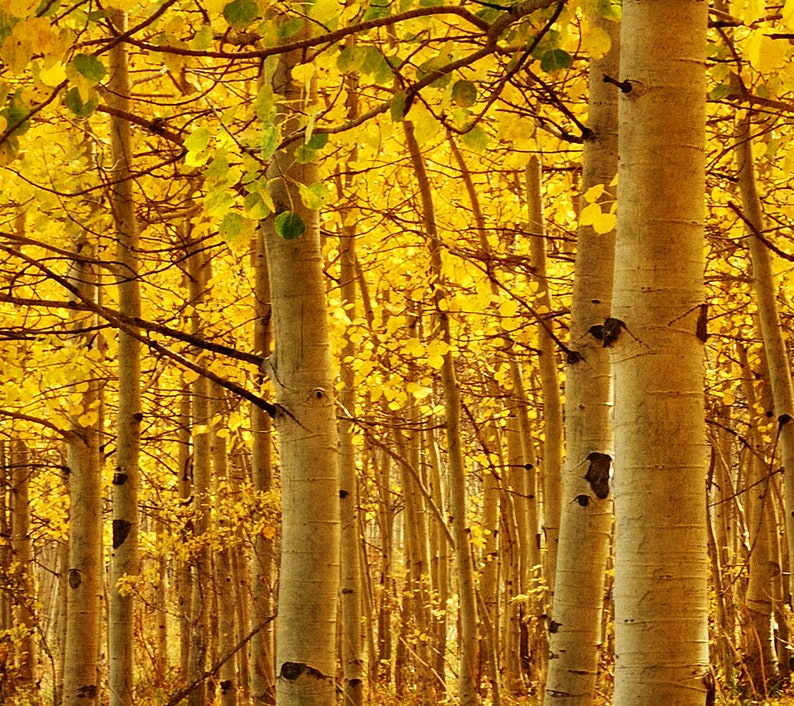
[
  {"left": 337, "top": 46, "right": 366, "bottom": 73},
  {"left": 299, "top": 182, "right": 329, "bottom": 210},
  {"left": 261, "top": 125, "right": 279, "bottom": 160},
  {"left": 244, "top": 192, "right": 271, "bottom": 220},
  {"left": 64, "top": 87, "right": 98, "bottom": 118},
  {"left": 451, "top": 80, "right": 477, "bottom": 108},
  {"left": 72, "top": 54, "right": 106, "bottom": 83},
  {"left": 219, "top": 211, "right": 245, "bottom": 242},
  {"left": 540, "top": 48, "right": 572, "bottom": 73},
  {"left": 223, "top": 0, "right": 258, "bottom": 29},
  {"left": 274, "top": 211, "right": 305, "bottom": 240},
  {"left": 390, "top": 92, "right": 406, "bottom": 122},
  {"left": 278, "top": 17, "right": 304, "bottom": 39},
  {"left": 294, "top": 144, "right": 315, "bottom": 164},
  {"left": 190, "top": 25, "right": 214, "bottom": 51},
  {"left": 462, "top": 124, "right": 488, "bottom": 153},
  {"left": 305, "top": 132, "right": 328, "bottom": 150},
  {"left": 362, "top": 0, "right": 390, "bottom": 21},
  {"left": 598, "top": 0, "right": 621, "bottom": 21}
]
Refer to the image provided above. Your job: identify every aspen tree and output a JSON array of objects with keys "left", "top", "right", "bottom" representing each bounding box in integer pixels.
[
  {"left": 186, "top": 244, "right": 212, "bottom": 706},
  {"left": 737, "top": 343, "right": 778, "bottom": 690},
  {"left": 403, "top": 120, "right": 479, "bottom": 706},
  {"left": 63, "top": 236, "right": 103, "bottom": 706},
  {"left": 10, "top": 440, "right": 36, "bottom": 689},
  {"left": 337, "top": 72, "right": 366, "bottom": 706},
  {"left": 250, "top": 228, "right": 276, "bottom": 704},
  {"left": 108, "top": 11, "right": 142, "bottom": 705},
  {"left": 735, "top": 112, "right": 794, "bottom": 605},
  {"left": 265, "top": 34, "right": 340, "bottom": 706},
  {"left": 611, "top": 1, "right": 711, "bottom": 702},
  {"left": 544, "top": 11, "right": 618, "bottom": 705},
  {"left": 525, "top": 156, "right": 563, "bottom": 591}
]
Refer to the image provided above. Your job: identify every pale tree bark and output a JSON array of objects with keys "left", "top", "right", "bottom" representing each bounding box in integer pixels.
[
  {"left": 737, "top": 343, "right": 778, "bottom": 691},
  {"left": 108, "top": 11, "right": 142, "bottom": 706},
  {"left": 63, "top": 237, "right": 103, "bottom": 706},
  {"left": 735, "top": 112, "right": 794, "bottom": 605},
  {"left": 265, "top": 40, "right": 340, "bottom": 706},
  {"left": 611, "top": 1, "right": 711, "bottom": 703},
  {"left": 10, "top": 440, "right": 36, "bottom": 690},
  {"left": 176, "top": 379, "right": 192, "bottom": 679},
  {"left": 525, "top": 156, "right": 563, "bottom": 591},
  {"left": 544, "top": 12, "right": 618, "bottom": 705},
  {"left": 250, "top": 226, "right": 276, "bottom": 705},
  {"left": 186, "top": 244, "right": 212, "bottom": 706},
  {"left": 211, "top": 386, "right": 239, "bottom": 706},
  {"left": 338, "top": 181, "right": 366, "bottom": 705},
  {"left": 403, "top": 120, "right": 479, "bottom": 706}
]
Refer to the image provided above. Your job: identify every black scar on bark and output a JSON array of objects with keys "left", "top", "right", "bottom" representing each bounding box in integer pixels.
[
  {"left": 68, "top": 568, "right": 81, "bottom": 589},
  {"left": 113, "top": 471, "right": 128, "bottom": 486},
  {"left": 575, "top": 495, "right": 590, "bottom": 507},
  {"left": 600, "top": 318, "right": 625, "bottom": 347},
  {"left": 548, "top": 619, "right": 561, "bottom": 634},
  {"left": 113, "top": 519, "right": 132, "bottom": 549},
  {"left": 696, "top": 303, "right": 708, "bottom": 342},
  {"left": 220, "top": 680, "right": 233, "bottom": 694},
  {"left": 585, "top": 452, "right": 612, "bottom": 499},
  {"left": 280, "top": 662, "right": 326, "bottom": 681},
  {"left": 339, "top": 489, "right": 349, "bottom": 499},
  {"left": 780, "top": 413, "right": 793, "bottom": 431}
]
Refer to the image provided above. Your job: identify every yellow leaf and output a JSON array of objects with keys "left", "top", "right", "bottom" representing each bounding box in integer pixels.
[
  {"left": 582, "top": 23, "right": 611, "bottom": 61},
  {"left": 583, "top": 183, "right": 605, "bottom": 203},
  {"left": 39, "top": 61, "right": 67, "bottom": 87},
  {"left": 592, "top": 211, "right": 616, "bottom": 234}
]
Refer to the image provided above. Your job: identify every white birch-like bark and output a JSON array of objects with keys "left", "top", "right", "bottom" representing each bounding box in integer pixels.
[
  {"left": 403, "top": 120, "right": 479, "bottom": 706},
  {"left": 544, "top": 12, "right": 618, "bottom": 705},
  {"left": 250, "top": 228, "right": 276, "bottom": 705},
  {"left": 525, "top": 156, "right": 563, "bottom": 591},
  {"left": 10, "top": 440, "right": 36, "bottom": 688},
  {"left": 63, "top": 238, "right": 103, "bottom": 706},
  {"left": 735, "top": 112, "right": 794, "bottom": 605},
  {"left": 265, "top": 42, "right": 340, "bottom": 706},
  {"left": 611, "top": 2, "right": 711, "bottom": 702},
  {"left": 186, "top": 246, "right": 212, "bottom": 706},
  {"left": 737, "top": 343, "right": 778, "bottom": 690},
  {"left": 108, "top": 12, "right": 142, "bottom": 705}
]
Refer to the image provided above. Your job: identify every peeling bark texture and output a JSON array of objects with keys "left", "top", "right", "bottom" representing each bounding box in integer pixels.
[{"left": 611, "top": 1, "right": 710, "bottom": 703}]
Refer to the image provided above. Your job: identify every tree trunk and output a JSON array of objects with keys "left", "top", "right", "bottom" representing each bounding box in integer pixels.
[
  {"left": 108, "top": 11, "right": 142, "bottom": 705},
  {"left": 265, "top": 40, "right": 340, "bottom": 706},
  {"left": 10, "top": 440, "right": 36, "bottom": 690},
  {"left": 63, "top": 238, "right": 103, "bottom": 706},
  {"left": 403, "top": 120, "right": 479, "bottom": 706},
  {"left": 525, "top": 156, "right": 563, "bottom": 592},
  {"left": 611, "top": 2, "right": 711, "bottom": 702},
  {"left": 735, "top": 111, "right": 794, "bottom": 605},
  {"left": 544, "top": 11, "right": 618, "bottom": 705},
  {"left": 250, "top": 226, "right": 276, "bottom": 705}
]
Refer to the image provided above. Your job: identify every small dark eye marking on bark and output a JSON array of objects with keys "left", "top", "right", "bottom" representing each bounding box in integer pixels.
[
  {"left": 780, "top": 413, "right": 793, "bottom": 431},
  {"left": 68, "top": 568, "right": 82, "bottom": 589},
  {"left": 112, "top": 471, "right": 128, "bottom": 486},
  {"left": 575, "top": 494, "right": 590, "bottom": 507},
  {"left": 600, "top": 318, "right": 625, "bottom": 347},
  {"left": 548, "top": 619, "right": 561, "bottom": 634},
  {"left": 696, "top": 303, "right": 708, "bottom": 342},
  {"left": 585, "top": 452, "right": 612, "bottom": 499},
  {"left": 339, "top": 489, "right": 349, "bottom": 499},
  {"left": 113, "top": 519, "right": 132, "bottom": 549},
  {"left": 280, "top": 662, "right": 326, "bottom": 682}
]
